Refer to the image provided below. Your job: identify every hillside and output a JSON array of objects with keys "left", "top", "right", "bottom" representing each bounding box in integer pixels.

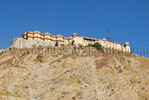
[{"left": 0, "top": 47, "right": 149, "bottom": 100}]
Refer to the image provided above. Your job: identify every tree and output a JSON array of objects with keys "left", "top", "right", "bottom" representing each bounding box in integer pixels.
[
  {"left": 55, "top": 42, "right": 59, "bottom": 46},
  {"left": 92, "top": 43, "right": 103, "bottom": 51}
]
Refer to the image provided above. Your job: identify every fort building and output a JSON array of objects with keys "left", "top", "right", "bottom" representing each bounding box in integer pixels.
[{"left": 12, "top": 31, "right": 131, "bottom": 52}]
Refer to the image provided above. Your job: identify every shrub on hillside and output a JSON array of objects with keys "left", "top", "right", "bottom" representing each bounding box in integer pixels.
[
  {"left": 88, "top": 44, "right": 93, "bottom": 47},
  {"left": 55, "top": 42, "right": 59, "bottom": 46},
  {"left": 89, "top": 43, "right": 103, "bottom": 51},
  {"left": 93, "top": 43, "right": 103, "bottom": 51}
]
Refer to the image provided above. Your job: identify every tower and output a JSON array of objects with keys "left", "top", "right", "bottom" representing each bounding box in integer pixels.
[
  {"left": 124, "top": 42, "right": 131, "bottom": 53},
  {"left": 107, "top": 30, "right": 111, "bottom": 41}
]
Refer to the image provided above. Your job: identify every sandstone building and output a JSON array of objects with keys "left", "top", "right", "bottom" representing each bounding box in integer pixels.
[{"left": 12, "top": 31, "right": 131, "bottom": 52}]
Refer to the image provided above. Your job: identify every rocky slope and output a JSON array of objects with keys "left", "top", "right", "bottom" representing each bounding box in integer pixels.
[{"left": 0, "top": 47, "right": 149, "bottom": 100}]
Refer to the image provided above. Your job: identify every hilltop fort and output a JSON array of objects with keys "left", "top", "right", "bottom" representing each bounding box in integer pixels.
[
  {"left": 12, "top": 31, "right": 131, "bottom": 52},
  {"left": 1, "top": 32, "right": 149, "bottom": 100}
]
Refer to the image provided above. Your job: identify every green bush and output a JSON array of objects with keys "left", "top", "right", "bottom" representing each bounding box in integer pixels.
[
  {"left": 88, "top": 44, "right": 93, "bottom": 47},
  {"left": 55, "top": 42, "right": 59, "bottom": 46},
  {"left": 92, "top": 43, "right": 103, "bottom": 51}
]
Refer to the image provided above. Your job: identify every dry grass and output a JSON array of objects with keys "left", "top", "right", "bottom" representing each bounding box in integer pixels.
[
  {"left": 138, "top": 57, "right": 149, "bottom": 69},
  {"left": 129, "top": 77, "right": 140, "bottom": 85},
  {"left": 36, "top": 54, "right": 50, "bottom": 63},
  {"left": 95, "top": 55, "right": 111, "bottom": 69},
  {"left": 124, "top": 64, "right": 139, "bottom": 75},
  {"left": 140, "top": 92, "right": 149, "bottom": 100},
  {"left": 66, "top": 77, "right": 82, "bottom": 86},
  {"left": 104, "top": 68, "right": 115, "bottom": 75},
  {"left": 0, "top": 89, "right": 30, "bottom": 100},
  {"left": 128, "top": 59, "right": 132, "bottom": 64}
]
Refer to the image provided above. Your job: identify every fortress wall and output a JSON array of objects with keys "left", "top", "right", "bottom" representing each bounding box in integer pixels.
[
  {"left": 83, "top": 40, "right": 90, "bottom": 46},
  {"left": 72, "top": 37, "right": 84, "bottom": 46},
  {"left": 73, "top": 37, "right": 96, "bottom": 46},
  {"left": 125, "top": 46, "right": 131, "bottom": 52},
  {"left": 58, "top": 41, "right": 70, "bottom": 46},
  {"left": 122, "top": 45, "right": 131, "bottom": 53},
  {"left": 116, "top": 44, "right": 122, "bottom": 51},
  {"left": 122, "top": 46, "right": 127, "bottom": 52},
  {"left": 13, "top": 31, "right": 131, "bottom": 53},
  {"left": 97, "top": 40, "right": 108, "bottom": 48},
  {"left": 0, "top": 49, "right": 3, "bottom": 53},
  {"left": 71, "top": 37, "right": 131, "bottom": 53},
  {"left": 97, "top": 39, "right": 131, "bottom": 53},
  {"left": 13, "top": 38, "right": 71, "bottom": 48},
  {"left": 13, "top": 38, "right": 51, "bottom": 48},
  {"left": 13, "top": 38, "right": 25, "bottom": 48}
]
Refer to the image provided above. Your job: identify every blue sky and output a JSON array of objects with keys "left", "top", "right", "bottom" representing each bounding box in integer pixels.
[{"left": 0, "top": 0, "right": 149, "bottom": 56}]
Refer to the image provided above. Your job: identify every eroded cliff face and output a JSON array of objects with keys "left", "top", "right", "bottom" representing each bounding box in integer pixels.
[{"left": 0, "top": 48, "right": 149, "bottom": 100}]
